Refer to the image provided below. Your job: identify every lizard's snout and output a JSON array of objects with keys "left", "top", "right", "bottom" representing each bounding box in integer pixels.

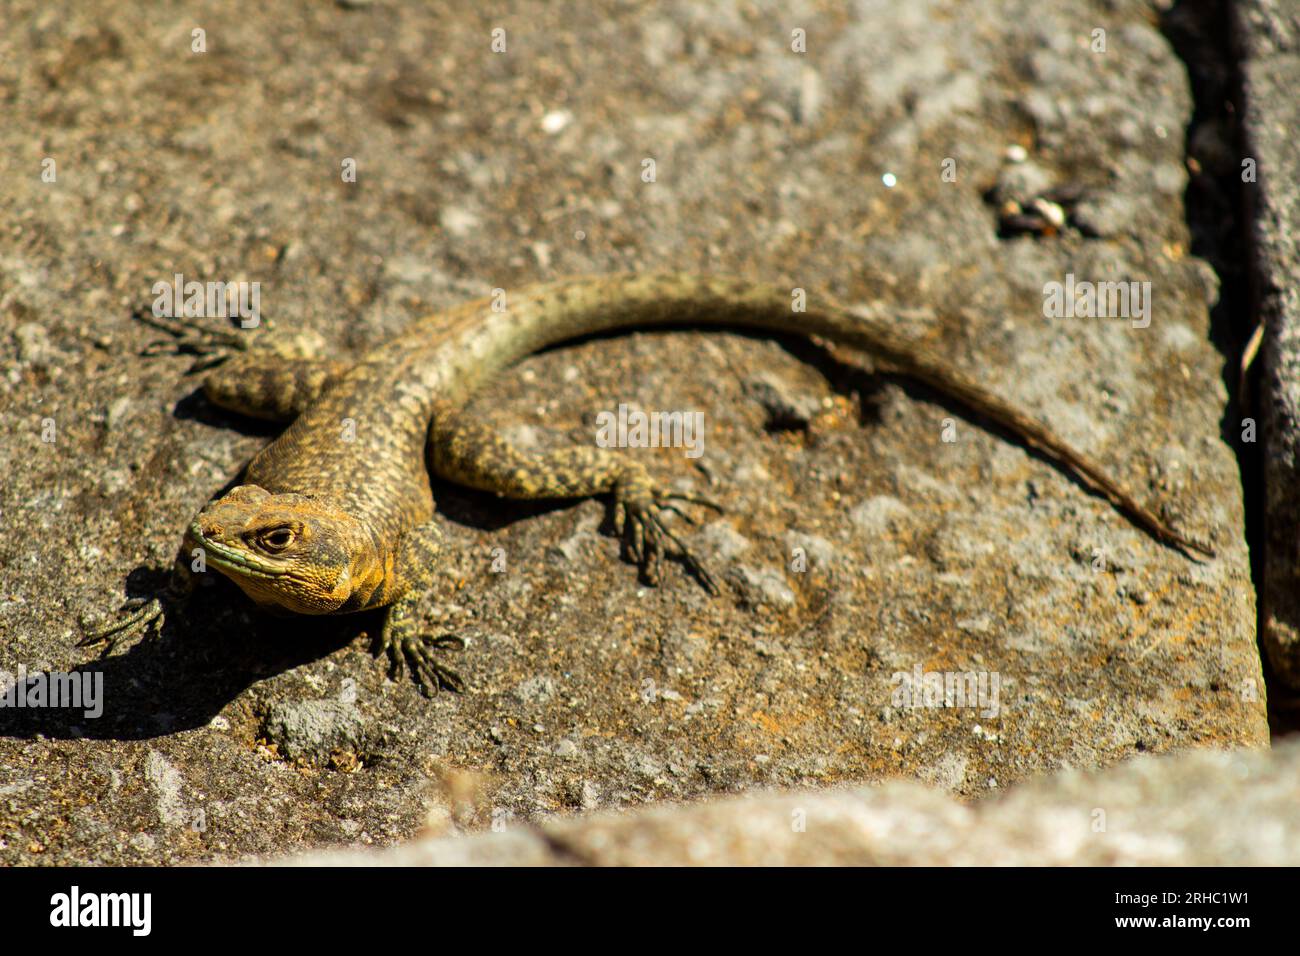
[
  {"left": 196, "top": 510, "right": 229, "bottom": 539},
  {"left": 195, "top": 485, "right": 274, "bottom": 542},
  {"left": 193, "top": 508, "right": 247, "bottom": 547}
]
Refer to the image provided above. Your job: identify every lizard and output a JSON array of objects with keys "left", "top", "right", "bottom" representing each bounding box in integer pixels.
[{"left": 81, "top": 273, "right": 1214, "bottom": 695}]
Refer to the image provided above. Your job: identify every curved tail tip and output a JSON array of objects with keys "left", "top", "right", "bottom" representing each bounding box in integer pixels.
[{"left": 1175, "top": 533, "right": 1216, "bottom": 562}]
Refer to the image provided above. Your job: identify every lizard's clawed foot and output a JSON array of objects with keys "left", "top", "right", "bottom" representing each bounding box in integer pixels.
[
  {"left": 134, "top": 307, "right": 260, "bottom": 372},
  {"left": 77, "top": 596, "right": 166, "bottom": 656},
  {"left": 376, "top": 627, "right": 467, "bottom": 697},
  {"left": 613, "top": 472, "right": 723, "bottom": 595}
]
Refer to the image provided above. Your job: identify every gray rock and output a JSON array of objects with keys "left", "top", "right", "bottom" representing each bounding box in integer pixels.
[
  {"left": 728, "top": 564, "right": 796, "bottom": 608},
  {"left": 988, "top": 159, "right": 1055, "bottom": 208},
  {"left": 279, "top": 739, "right": 1300, "bottom": 866},
  {"left": 13, "top": 322, "right": 55, "bottom": 365},
  {"left": 262, "top": 699, "right": 368, "bottom": 766},
  {"left": 743, "top": 371, "right": 822, "bottom": 429},
  {"left": 697, "top": 521, "right": 751, "bottom": 562},
  {"left": 510, "top": 675, "right": 558, "bottom": 706},
  {"left": 782, "top": 530, "right": 836, "bottom": 570},
  {"left": 848, "top": 496, "right": 912, "bottom": 536},
  {"left": 1072, "top": 194, "right": 1133, "bottom": 239},
  {"left": 547, "top": 529, "right": 597, "bottom": 563}
]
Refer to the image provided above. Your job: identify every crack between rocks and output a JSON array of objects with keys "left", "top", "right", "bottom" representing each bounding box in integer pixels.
[{"left": 1158, "top": 1, "right": 1289, "bottom": 735}]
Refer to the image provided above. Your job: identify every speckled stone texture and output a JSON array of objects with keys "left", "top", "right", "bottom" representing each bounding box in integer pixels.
[{"left": 0, "top": 0, "right": 1265, "bottom": 864}]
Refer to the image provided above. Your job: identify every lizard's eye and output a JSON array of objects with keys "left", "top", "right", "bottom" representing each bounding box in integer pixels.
[{"left": 259, "top": 527, "right": 296, "bottom": 551}]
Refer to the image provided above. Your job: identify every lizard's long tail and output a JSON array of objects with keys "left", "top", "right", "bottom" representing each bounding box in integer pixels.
[{"left": 412, "top": 272, "right": 1214, "bottom": 559}]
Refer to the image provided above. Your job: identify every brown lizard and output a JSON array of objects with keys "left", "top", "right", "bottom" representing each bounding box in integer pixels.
[{"left": 82, "top": 273, "right": 1213, "bottom": 694}]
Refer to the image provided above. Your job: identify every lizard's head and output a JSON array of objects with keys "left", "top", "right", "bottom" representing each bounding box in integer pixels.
[{"left": 189, "top": 485, "right": 377, "bottom": 614}]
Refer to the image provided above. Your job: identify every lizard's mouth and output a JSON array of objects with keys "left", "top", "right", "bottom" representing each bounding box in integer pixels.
[{"left": 189, "top": 518, "right": 291, "bottom": 580}]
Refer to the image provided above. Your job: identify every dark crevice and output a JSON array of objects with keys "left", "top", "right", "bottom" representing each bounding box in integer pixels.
[{"left": 1158, "top": 0, "right": 1292, "bottom": 736}]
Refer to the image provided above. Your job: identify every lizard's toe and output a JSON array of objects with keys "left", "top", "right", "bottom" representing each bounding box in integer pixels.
[
  {"left": 134, "top": 306, "right": 262, "bottom": 373},
  {"left": 378, "top": 628, "right": 467, "bottom": 696},
  {"left": 402, "top": 635, "right": 467, "bottom": 696},
  {"left": 77, "top": 596, "right": 166, "bottom": 655},
  {"left": 615, "top": 485, "right": 720, "bottom": 596}
]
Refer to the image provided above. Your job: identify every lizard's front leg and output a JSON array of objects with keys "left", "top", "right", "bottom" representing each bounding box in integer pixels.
[
  {"left": 376, "top": 522, "right": 467, "bottom": 696},
  {"left": 78, "top": 538, "right": 197, "bottom": 653},
  {"left": 80, "top": 335, "right": 345, "bottom": 651},
  {"left": 428, "top": 402, "right": 722, "bottom": 593},
  {"left": 136, "top": 303, "right": 348, "bottom": 421}
]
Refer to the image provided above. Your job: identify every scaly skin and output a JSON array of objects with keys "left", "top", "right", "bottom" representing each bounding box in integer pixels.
[{"left": 83, "top": 273, "right": 1213, "bottom": 695}]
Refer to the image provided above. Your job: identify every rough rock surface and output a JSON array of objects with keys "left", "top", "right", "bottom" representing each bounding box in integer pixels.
[
  {"left": 283, "top": 738, "right": 1300, "bottom": 866},
  {"left": 1236, "top": 0, "right": 1300, "bottom": 688},
  {"left": 0, "top": 0, "right": 1265, "bottom": 865}
]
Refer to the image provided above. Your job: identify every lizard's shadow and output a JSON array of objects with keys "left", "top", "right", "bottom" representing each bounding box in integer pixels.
[
  {"left": 12, "top": 323, "right": 1174, "bottom": 743},
  {"left": 172, "top": 387, "right": 284, "bottom": 437},
  {"left": 0, "top": 572, "right": 367, "bottom": 742},
  {"left": 432, "top": 483, "right": 582, "bottom": 530},
  {"left": 0, "top": 383, "right": 385, "bottom": 742}
]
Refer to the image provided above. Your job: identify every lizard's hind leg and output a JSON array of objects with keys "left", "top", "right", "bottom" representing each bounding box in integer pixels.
[
  {"left": 136, "top": 306, "right": 348, "bottom": 422},
  {"left": 201, "top": 355, "right": 350, "bottom": 422},
  {"left": 428, "top": 403, "right": 722, "bottom": 593}
]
